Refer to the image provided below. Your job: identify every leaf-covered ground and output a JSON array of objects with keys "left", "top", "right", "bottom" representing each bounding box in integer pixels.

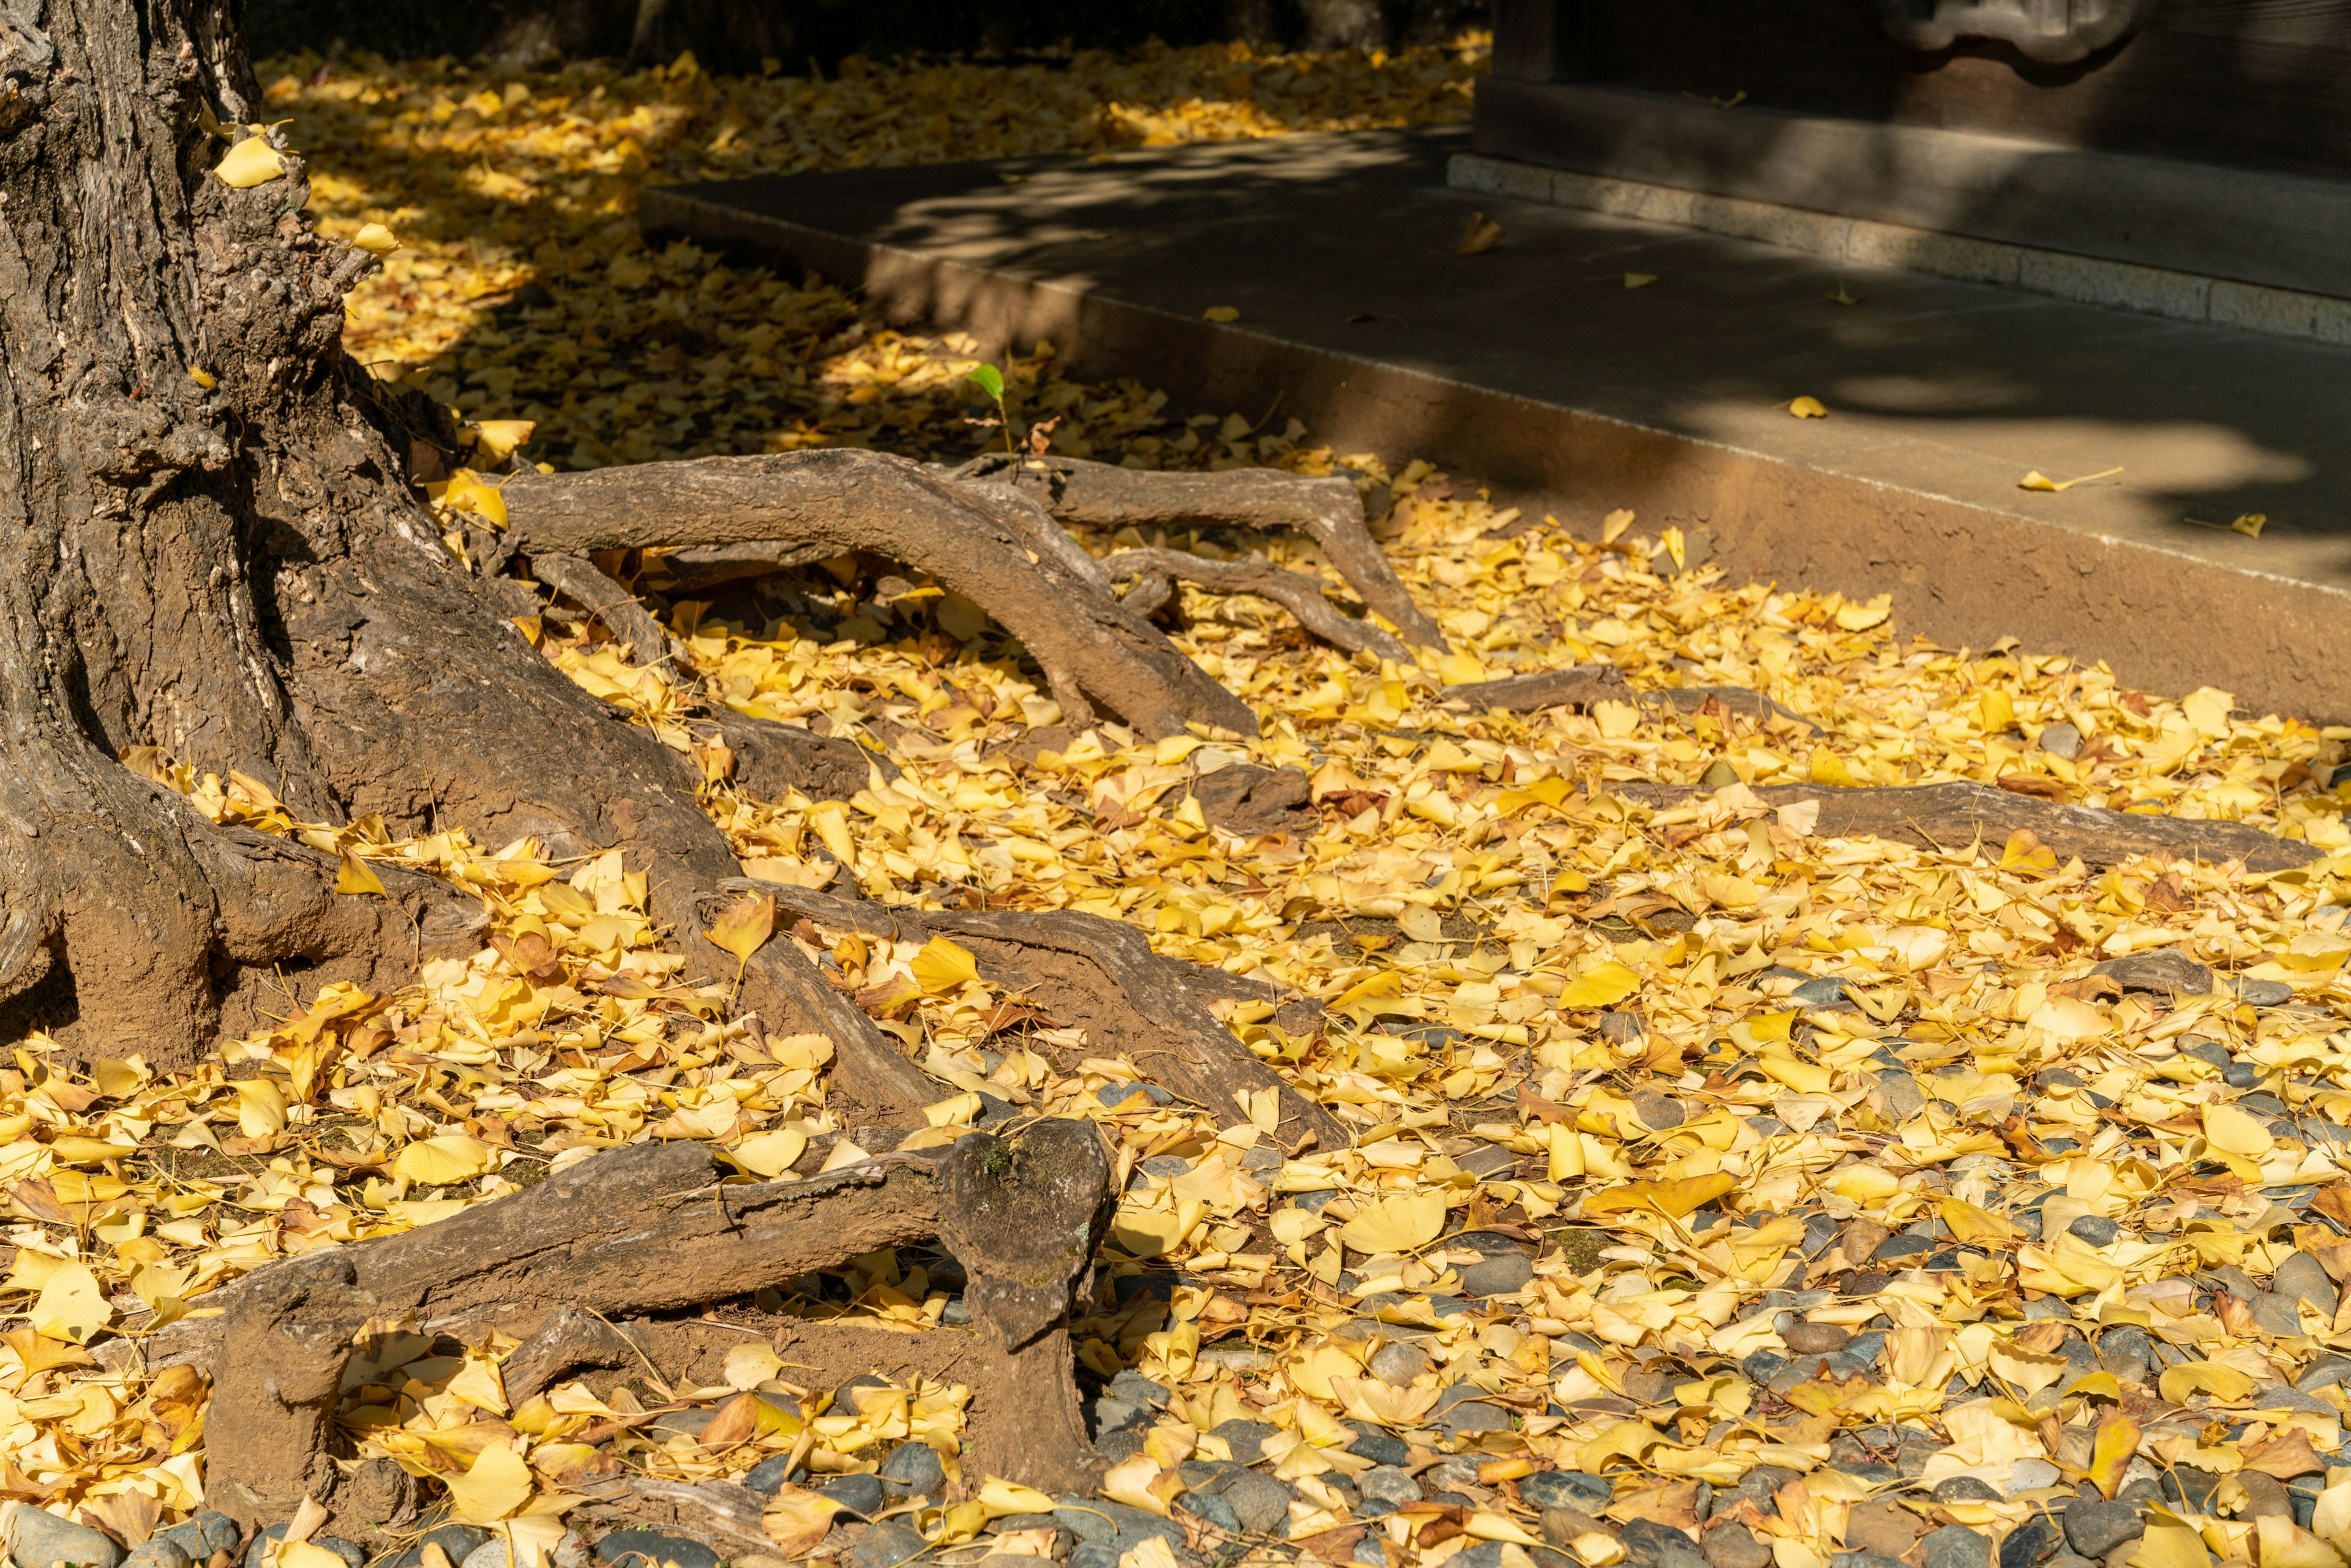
[{"left": 13, "top": 34, "right": 2351, "bottom": 1568}]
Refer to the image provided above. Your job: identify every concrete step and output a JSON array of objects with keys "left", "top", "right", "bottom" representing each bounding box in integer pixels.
[{"left": 643, "top": 125, "right": 2351, "bottom": 722}]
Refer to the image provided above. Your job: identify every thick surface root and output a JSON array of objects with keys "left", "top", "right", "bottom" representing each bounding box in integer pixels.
[
  {"left": 502, "top": 450, "right": 1258, "bottom": 739},
  {"left": 729, "top": 881, "right": 1349, "bottom": 1151},
  {"left": 158, "top": 1123, "right": 1114, "bottom": 1530},
  {"left": 1107, "top": 546, "right": 1410, "bottom": 663},
  {"left": 1625, "top": 777, "right": 2319, "bottom": 871},
  {"left": 957, "top": 452, "right": 1446, "bottom": 650}
]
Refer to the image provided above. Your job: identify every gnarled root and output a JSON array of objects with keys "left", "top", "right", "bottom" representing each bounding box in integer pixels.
[
  {"left": 523, "top": 547, "right": 891, "bottom": 801},
  {"left": 501, "top": 450, "right": 1258, "bottom": 739},
  {"left": 956, "top": 452, "right": 1445, "bottom": 651},
  {"left": 727, "top": 882, "right": 1347, "bottom": 1152},
  {"left": 1621, "top": 778, "right": 2317, "bottom": 871},
  {"left": 159, "top": 1122, "right": 1114, "bottom": 1532},
  {"left": 1107, "top": 547, "right": 1409, "bottom": 664}
]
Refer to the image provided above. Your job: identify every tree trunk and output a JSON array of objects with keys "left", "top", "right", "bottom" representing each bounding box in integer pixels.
[{"left": 0, "top": 0, "right": 734, "bottom": 1069}]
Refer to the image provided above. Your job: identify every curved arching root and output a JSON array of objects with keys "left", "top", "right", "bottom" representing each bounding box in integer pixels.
[
  {"left": 722, "top": 881, "right": 1348, "bottom": 1153},
  {"left": 1106, "top": 545, "right": 1411, "bottom": 664},
  {"left": 159, "top": 1123, "right": 1115, "bottom": 1534},
  {"left": 499, "top": 446, "right": 1436, "bottom": 741},
  {"left": 501, "top": 451, "right": 1259, "bottom": 740},
  {"left": 956, "top": 452, "right": 1446, "bottom": 651}
]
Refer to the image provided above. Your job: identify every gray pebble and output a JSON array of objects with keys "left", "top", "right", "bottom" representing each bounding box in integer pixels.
[
  {"left": 1359, "top": 1467, "right": 1423, "bottom": 1512},
  {"left": 2037, "top": 723, "right": 2082, "bottom": 760},
  {"left": 241, "top": 1528, "right": 287, "bottom": 1568},
  {"left": 591, "top": 1534, "right": 720, "bottom": 1568},
  {"left": 1921, "top": 1526, "right": 1993, "bottom": 1568},
  {"left": 2067, "top": 1216, "right": 2118, "bottom": 1247},
  {"left": 2252, "top": 1292, "right": 2309, "bottom": 1337},
  {"left": 1344, "top": 1422, "right": 1411, "bottom": 1468},
  {"left": 1458, "top": 1248, "right": 1535, "bottom": 1299},
  {"left": 389, "top": 1526, "right": 492, "bottom": 1568},
  {"left": 121, "top": 1544, "right": 191, "bottom": 1568},
  {"left": 1933, "top": 1477, "right": 2003, "bottom": 1503},
  {"left": 1703, "top": 1526, "right": 1770, "bottom": 1568},
  {"left": 1999, "top": 1515, "right": 2062, "bottom": 1568},
  {"left": 1211, "top": 1417, "right": 1280, "bottom": 1465},
  {"left": 1369, "top": 1343, "right": 1429, "bottom": 1387},
  {"left": 817, "top": 1472, "right": 888, "bottom": 1518},
  {"left": 743, "top": 1452, "right": 801, "bottom": 1496},
  {"left": 877, "top": 1440, "right": 946, "bottom": 1499},
  {"left": 2098, "top": 1326, "right": 2153, "bottom": 1386},
  {"left": 1522, "top": 1471, "right": 1613, "bottom": 1511},
  {"left": 2274, "top": 1252, "right": 2339, "bottom": 1316},
  {"left": 1221, "top": 1471, "right": 1298, "bottom": 1534},
  {"left": 845, "top": 1523, "right": 928, "bottom": 1568},
  {"left": 1174, "top": 1491, "right": 1241, "bottom": 1536}
]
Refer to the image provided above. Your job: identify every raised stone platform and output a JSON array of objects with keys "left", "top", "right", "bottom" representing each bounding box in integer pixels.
[{"left": 643, "top": 126, "right": 2351, "bottom": 723}]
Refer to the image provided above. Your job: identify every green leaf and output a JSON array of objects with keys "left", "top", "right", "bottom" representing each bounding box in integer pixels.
[{"left": 964, "top": 363, "right": 1005, "bottom": 401}]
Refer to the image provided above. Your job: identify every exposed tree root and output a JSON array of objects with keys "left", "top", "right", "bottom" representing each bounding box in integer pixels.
[
  {"left": 1621, "top": 778, "right": 2319, "bottom": 871},
  {"left": 502, "top": 451, "right": 1258, "bottom": 739},
  {"left": 1107, "top": 547, "right": 1410, "bottom": 663},
  {"left": 725, "top": 901, "right": 946, "bottom": 1123},
  {"left": 525, "top": 547, "right": 891, "bottom": 801},
  {"left": 1443, "top": 669, "right": 1814, "bottom": 730},
  {"left": 157, "top": 1123, "right": 1114, "bottom": 1531},
  {"left": 1442, "top": 666, "right": 1634, "bottom": 711},
  {"left": 957, "top": 453, "right": 1446, "bottom": 651},
  {"left": 729, "top": 882, "right": 1348, "bottom": 1151}
]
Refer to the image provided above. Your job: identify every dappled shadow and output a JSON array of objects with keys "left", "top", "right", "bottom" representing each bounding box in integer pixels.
[{"left": 654, "top": 120, "right": 2351, "bottom": 575}]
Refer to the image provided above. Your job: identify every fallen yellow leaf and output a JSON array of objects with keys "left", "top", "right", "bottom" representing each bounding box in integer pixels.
[
  {"left": 1339, "top": 1190, "right": 1447, "bottom": 1253},
  {"left": 215, "top": 135, "right": 287, "bottom": 187}
]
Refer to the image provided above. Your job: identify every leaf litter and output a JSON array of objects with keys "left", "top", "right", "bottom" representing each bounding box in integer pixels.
[{"left": 10, "top": 31, "right": 2351, "bottom": 1568}]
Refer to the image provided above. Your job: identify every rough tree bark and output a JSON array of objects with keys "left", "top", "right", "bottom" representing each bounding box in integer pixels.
[
  {"left": 0, "top": 0, "right": 1395, "bottom": 1091},
  {"left": 0, "top": 0, "right": 734, "bottom": 1065},
  {"left": 159, "top": 1123, "right": 1115, "bottom": 1532}
]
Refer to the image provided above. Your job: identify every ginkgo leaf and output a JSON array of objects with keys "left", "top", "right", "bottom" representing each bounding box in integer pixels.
[
  {"left": 471, "top": 419, "right": 535, "bottom": 462},
  {"left": 444, "top": 1441, "right": 534, "bottom": 1523},
  {"left": 978, "top": 1479, "right": 1056, "bottom": 1518},
  {"left": 336, "top": 851, "right": 386, "bottom": 896},
  {"left": 2131, "top": 1518, "right": 2212, "bottom": 1568},
  {"left": 1558, "top": 961, "right": 1639, "bottom": 1009},
  {"left": 1623, "top": 272, "right": 1656, "bottom": 289},
  {"left": 1457, "top": 212, "right": 1504, "bottom": 255},
  {"left": 277, "top": 1544, "right": 350, "bottom": 1568},
  {"left": 1340, "top": 1191, "right": 1446, "bottom": 1254},
  {"left": 963, "top": 363, "right": 1005, "bottom": 401},
  {"left": 1100, "top": 1454, "right": 1171, "bottom": 1516},
  {"left": 2204, "top": 1102, "right": 2274, "bottom": 1157},
  {"left": 1582, "top": 1173, "right": 1736, "bottom": 1220},
  {"left": 1202, "top": 306, "right": 1240, "bottom": 322},
  {"left": 923, "top": 1091, "right": 982, "bottom": 1127},
  {"left": 215, "top": 136, "right": 287, "bottom": 187},
  {"left": 2000, "top": 828, "right": 2058, "bottom": 874},
  {"left": 2158, "top": 1360, "right": 2255, "bottom": 1405},
  {"left": 762, "top": 1487, "right": 843, "bottom": 1556},
  {"left": 704, "top": 890, "right": 775, "bottom": 964},
  {"left": 395, "top": 1135, "right": 498, "bottom": 1185},
  {"left": 909, "top": 935, "right": 979, "bottom": 993},
  {"left": 2019, "top": 465, "right": 2123, "bottom": 493},
  {"left": 353, "top": 223, "right": 400, "bottom": 255},
  {"left": 234, "top": 1079, "right": 289, "bottom": 1137},
  {"left": 2087, "top": 1411, "right": 2141, "bottom": 1498},
  {"left": 32, "top": 1262, "right": 111, "bottom": 1343},
  {"left": 1789, "top": 396, "right": 1827, "bottom": 418},
  {"left": 2257, "top": 1516, "right": 2343, "bottom": 1568},
  {"left": 2232, "top": 512, "right": 2267, "bottom": 538},
  {"left": 445, "top": 1354, "right": 508, "bottom": 1415},
  {"left": 724, "top": 1341, "right": 785, "bottom": 1390},
  {"left": 729, "top": 1128, "right": 808, "bottom": 1178}
]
